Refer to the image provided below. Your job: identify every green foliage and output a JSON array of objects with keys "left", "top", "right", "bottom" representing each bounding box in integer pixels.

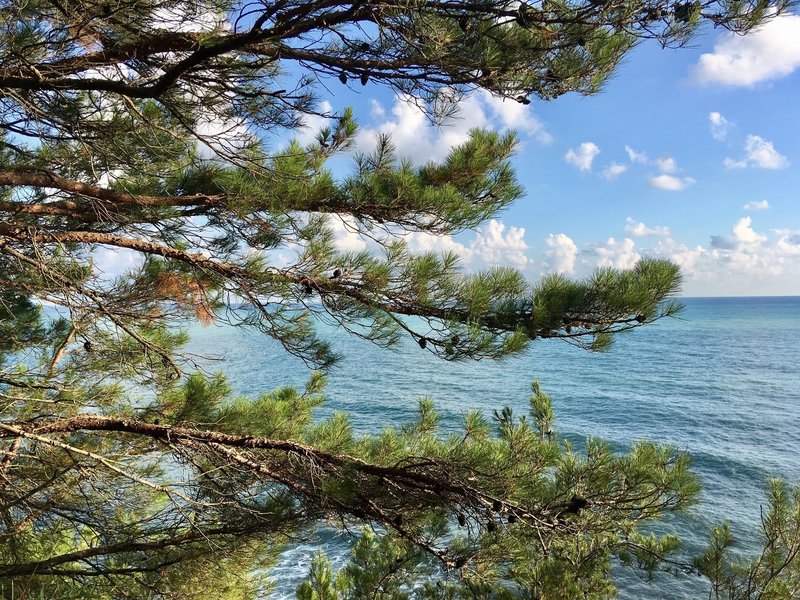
[
  {"left": 0, "top": 1, "right": 793, "bottom": 599},
  {"left": 694, "top": 480, "right": 800, "bottom": 599},
  {"left": 305, "top": 530, "right": 428, "bottom": 599},
  {"left": 297, "top": 554, "right": 341, "bottom": 600},
  {"left": 286, "top": 380, "right": 701, "bottom": 599},
  {"left": 529, "top": 381, "right": 554, "bottom": 440},
  {"left": 0, "top": 288, "right": 46, "bottom": 358},
  {"left": 0, "top": 541, "right": 273, "bottom": 600}
]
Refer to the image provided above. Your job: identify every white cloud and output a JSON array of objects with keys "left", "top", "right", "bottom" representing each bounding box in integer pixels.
[
  {"left": 691, "top": 13, "right": 800, "bottom": 86},
  {"left": 648, "top": 174, "right": 696, "bottom": 191},
  {"left": 710, "top": 216, "right": 767, "bottom": 249},
  {"left": 544, "top": 233, "right": 578, "bottom": 274},
  {"left": 702, "top": 219, "right": 782, "bottom": 284},
  {"left": 564, "top": 142, "right": 600, "bottom": 171},
  {"left": 601, "top": 162, "right": 627, "bottom": 180},
  {"left": 621, "top": 148, "right": 694, "bottom": 188},
  {"left": 776, "top": 230, "right": 800, "bottom": 256},
  {"left": 625, "top": 146, "right": 649, "bottom": 164},
  {"left": 150, "top": 3, "right": 229, "bottom": 32},
  {"left": 470, "top": 219, "right": 529, "bottom": 269},
  {"left": 643, "top": 218, "right": 796, "bottom": 294},
  {"left": 732, "top": 216, "right": 767, "bottom": 245},
  {"left": 194, "top": 113, "right": 253, "bottom": 158},
  {"left": 93, "top": 247, "right": 140, "bottom": 279},
  {"left": 709, "top": 234, "right": 738, "bottom": 250},
  {"left": 294, "top": 100, "right": 335, "bottom": 146},
  {"left": 624, "top": 217, "right": 669, "bottom": 237},
  {"left": 96, "top": 169, "right": 124, "bottom": 187},
  {"left": 403, "top": 219, "right": 528, "bottom": 270},
  {"left": 743, "top": 200, "right": 770, "bottom": 211},
  {"left": 655, "top": 155, "right": 677, "bottom": 174},
  {"left": 284, "top": 214, "right": 800, "bottom": 296},
  {"left": 358, "top": 93, "right": 550, "bottom": 163},
  {"left": 649, "top": 237, "right": 706, "bottom": 278},
  {"left": 369, "top": 99, "right": 386, "bottom": 120},
  {"left": 725, "top": 135, "right": 790, "bottom": 170},
  {"left": 723, "top": 157, "right": 748, "bottom": 170},
  {"left": 590, "top": 237, "right": 641, "bottom": 270},
  {"left": 536, "top": 218, "right": 800, "bottom": 296},
  {"left": 329, "top": 215, "right": 368, "bottom": 253},
  {"left": 358, "top": 96, "right": 475, "bottom": 163},
  {"left": 479, "top": 91, "right": 552, "bottom": 143},
  {"left": 709, "top": 112, "right": 731, "bottom": 141},
  {"left": 402, "top": 231, "right": 472, "bottom": 269},
  {"left": 744, "top": 135, "right": 789, "bottom": 169}
]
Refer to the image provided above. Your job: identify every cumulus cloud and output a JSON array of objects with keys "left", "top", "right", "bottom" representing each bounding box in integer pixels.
[
  {"left": 690, "top": 13, "right": 800, "bottom": 86},
  {"left": 601, "top": 162, "right": 627, "bottom": 180},
  {"left": 641, "top": 216, "right": 800, "bottom": 294},
  {"left": 725, "top": 135, "right": 790, "bottom": 170},
  {"left": 359, "top": 93, "right": 550, "bottom": 163},
  {"left": 544, "top": 233, "right": 578, "bottom": 274},
  {"left": 624, "top": 217, "right": 669, "bottom": 237},
  {"left": 541, "top": 219, "right": 800, "bottom": 295},
  {"left": 93, "top": 248, "right": 140, "bottom": 279},
  {"left": 293, "top": 100, "right": 335, "bottom": 146},
  {"left": 655, "top": 155, "right": 677, "bottom": 174},
  {"left": 369, "top": 99, "right": 386, "bottom": 120},
  {"left": 194, "top": 116, "right": 251, "bottom": 158},
  {"left": 263, "top": 211, "right": 800, "bottom": 296},
  {"left": 405, "top": 232, "right": 468, "bottom": 256},
  {"left": 329, "top": 215, "right": 368, "bottom": 253},
  {"left": 620, "top": 147, "right": 695, "bottom": 187},
  {"left": 150, "top": 3, "right": 229, "bottom": 32},
  {"left": 404, "top": 219, "right": 529, "bottom": 270},
  {"left": 479, "top": 91, "right": 552, "bottom": 143},
  {"left": 470, "top": 219, "right": 529, "bottom": 269},
  {"left": 357, "top": 96, "right": 475, "bottom": 163},
  {"left": 648, "top": 174, "right": 696, "bottom": 191},
  {"left": 625, "top": 146, "right": 648, "bottom": 164},
  {"left": 590, "top": 237, "right": 640, "bottom": 270},
  {"left": 732, "top": 216, "right": 767, "bottom": 245},
  {"left": 711, "top": 216, "right": 767, "bottom": 249},
  {"left": 709, "top": 112, "right": 731, "bottom": 141},
  {"left": 649, "top": 237, "right": 706, "bottom": 277},
  {"left": 776, "top": 230, "right": 800, "bottom": 256},
  {"left": 564, "top": 142, "right": 601, "bottom": 171},
  {"left": 702, "top": 219, "right": 783, "bottom": 284},
  {"left": 743, "top": 200, "right": 770, "bottom": 211},
  {"left": 745, "top": 135, "right": 789, "bottom": 169}
]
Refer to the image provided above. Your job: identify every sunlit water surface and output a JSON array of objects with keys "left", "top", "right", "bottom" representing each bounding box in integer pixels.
[{"left": 184, "top": 297, "right": 800, "bottom": 599}]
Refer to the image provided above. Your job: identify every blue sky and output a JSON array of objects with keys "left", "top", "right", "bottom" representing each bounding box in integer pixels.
[{"left": 296, "top": 14, "right": 800, "bottom": 297}]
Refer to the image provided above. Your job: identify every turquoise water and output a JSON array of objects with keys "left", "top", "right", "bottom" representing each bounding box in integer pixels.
[{"left": 185, "top": 297, "right": 800, "bottom": 598}]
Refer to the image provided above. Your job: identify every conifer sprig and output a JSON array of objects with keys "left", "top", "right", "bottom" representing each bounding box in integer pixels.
[{"left": 0, "top": 1, "right": 793, "bottom": 597}]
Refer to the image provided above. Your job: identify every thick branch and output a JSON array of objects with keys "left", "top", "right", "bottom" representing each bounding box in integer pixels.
[
  {"left": 0, "top": 414, "right": 545, "bottom": 521},
  {"left": 5, "top": 32, "right": 205, "bottom": 80},
  {"left": 0, "top": 526, "right": 247, "bottom": 577},
  {"left": 0, "top": 224, "right": 651, "bottom": 344},
  {"left": 0, "top": 168, "right": 222, "bottom": 208}
]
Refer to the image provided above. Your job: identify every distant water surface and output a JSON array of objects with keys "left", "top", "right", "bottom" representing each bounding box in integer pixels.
[{"left": 185, "top": 297, "right": 800, "bottom": 598}]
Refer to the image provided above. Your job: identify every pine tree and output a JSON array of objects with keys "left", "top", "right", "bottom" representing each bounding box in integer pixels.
[{"left": 0, "top": 0, "right": 794, "bottom": 598}]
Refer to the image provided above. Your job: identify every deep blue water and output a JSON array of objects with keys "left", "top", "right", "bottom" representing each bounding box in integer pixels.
[{"left": 184, "top": 297, "right": 800, "bottom": 598}]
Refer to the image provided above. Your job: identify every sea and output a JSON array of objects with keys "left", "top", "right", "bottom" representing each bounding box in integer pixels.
[{"left": 184, "top": 296, "right": 800, "bottom": 599}]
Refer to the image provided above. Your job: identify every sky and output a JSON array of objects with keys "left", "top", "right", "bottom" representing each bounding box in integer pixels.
[
  {"left": 292, "top": 13, "right": 800, "bottom": 297},
  {"left": 91, "top": 10, "right": 800, "bottom": 297}
]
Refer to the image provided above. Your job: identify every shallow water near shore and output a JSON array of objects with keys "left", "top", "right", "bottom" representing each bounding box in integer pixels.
[{"left": 185, "top": 296, "right": 800, "bottom": 598}]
